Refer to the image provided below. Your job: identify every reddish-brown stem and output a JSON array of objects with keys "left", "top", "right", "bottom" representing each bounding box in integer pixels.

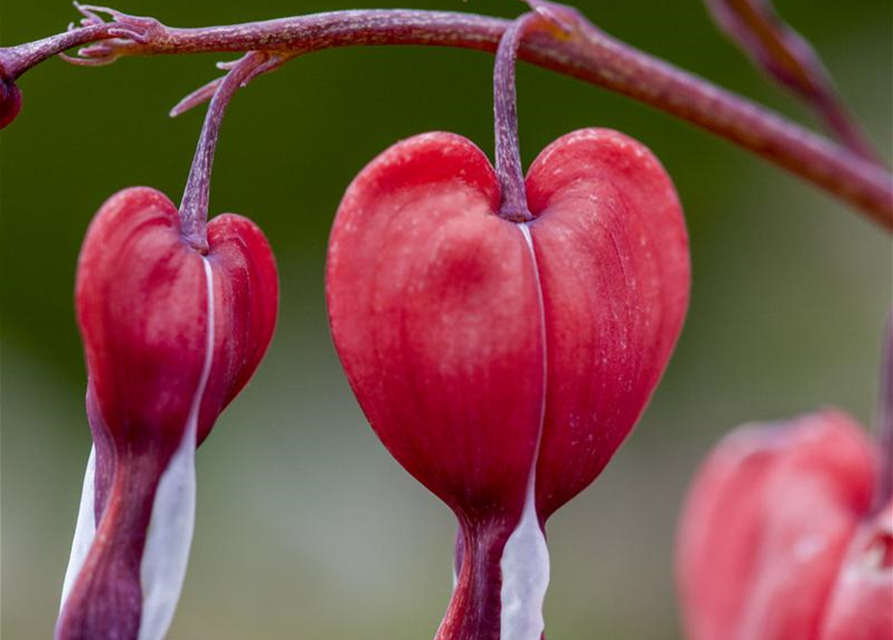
[
  {"left": 493, "top": 12, "right": 540, "bottom": 223},
  {"left": 3, "top": 7, "right": 892, "bottom": 228},
  {"left": 178, "top": 51, "right": 274, "bottom": 252},
  {"left": 0, "top": 24, "right": 113, "bottom": 80},
  {"left": 704, "top": 0, "right": 882, "bottom": 164},
  {"left": 0, "top": 22, "right": 129, "bottom": 127},
  {"left": 438, "top": 518, "right": 513, "bottom": 640}
]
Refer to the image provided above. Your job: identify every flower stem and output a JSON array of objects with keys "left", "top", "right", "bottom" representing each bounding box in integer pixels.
[
  {"left": 55, "top": 452, "right": 165, "bottom": 640},
  {"left": 493, "top": 12, "right": 540, "bottom": 223},
  {"left": 0, "top": 24, "right": 111, "bottom": 80},
  {"left": 178, "top": 51, "right": 273, "bottom": 252},
  {"left": 5, "top": 6, "right": 892, "bottom": 228},
  {"left": 438, "top": 518, "right": 513, "bottom": 640},
  {"left": 703, "top": 0, "right": 882, "bottom": 164}
]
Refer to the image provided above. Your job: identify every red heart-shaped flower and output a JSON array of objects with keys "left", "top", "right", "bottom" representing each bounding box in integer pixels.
[
  {"left": 326, "top": 128, "right": 690, "bottom": 638},
  {"left": 57, "top": 186, "right": 278, "bottom": 640},
  {"left": 76, "top": 187, "right": 278, "bottom": 452}
]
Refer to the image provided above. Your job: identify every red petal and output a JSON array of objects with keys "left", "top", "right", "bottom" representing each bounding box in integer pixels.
[
  {"left": 200, "top": 213, "right": 279, "bottom": 442},
  {"left": 527, "top": 129, "right": 690, "bottom": 516},
  {"left": 326, "top": 132, "right": 545, "bottom": 520},
  {"left": 76, "top": 187, "right": 208, "bottom": 456},
  {"left": 63, "top": 187, "right": 278, "bottom": 640},
  {"left": 327, "top": 129, "right": 690, "bottom": 639}
]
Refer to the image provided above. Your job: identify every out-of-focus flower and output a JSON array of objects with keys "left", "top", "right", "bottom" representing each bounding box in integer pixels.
[{"left": 678, "top": 408, "right": 892, "bottom": 640}]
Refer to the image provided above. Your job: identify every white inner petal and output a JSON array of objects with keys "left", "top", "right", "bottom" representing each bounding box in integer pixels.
[
  {"left": 138, "top": 256, "right": 215, "bottom": 640},
  {"left": 499, "top": 223, "right": 550, "bottom": 640},
  {"left": 499, "top": 489, "right": 550, "bottom": 640},
  {"left": 60, "top": 445, "right": 98, "bottom": 611}
]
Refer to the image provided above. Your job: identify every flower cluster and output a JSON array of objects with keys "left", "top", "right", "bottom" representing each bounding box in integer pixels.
[{"left": 0, "top": 1, "right": 889, "bottom": 639}]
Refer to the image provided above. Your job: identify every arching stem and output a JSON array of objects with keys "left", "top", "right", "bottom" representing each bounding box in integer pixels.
[
  {"left": 703, "top": 0, "right": 882, "bottom": 165},
  {"left": 178, "top": 51, "right": 274, "bottom": 251},
  {"left": 3, "top": 5, "right": 892, "bottom": 229},
  {"left": 0, "top": 24, "right": 117, "bottom": 80}
]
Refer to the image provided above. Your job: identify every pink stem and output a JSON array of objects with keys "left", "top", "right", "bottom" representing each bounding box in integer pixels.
[
  {"left": 4, "top": 7, "right": 892, "bottom": 228},
  {"left": 0, "top": 24, "right": 114, "bottom": 79},
  {"left": 703, "top": 0, "right": 882, "bottom": 164},
  {"left": 178, "top": 51, "right": 273, "bottom": 251},
  {"left": 493, "top": 12, "right": 540, "bottom": 223}
]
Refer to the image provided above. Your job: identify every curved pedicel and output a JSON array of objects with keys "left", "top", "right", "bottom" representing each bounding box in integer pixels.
[
  {"left": 326, "top": 11, "right": 690, "bottom": 637},
  {"left": 55, "top": 55, "right": 278, "bottom": 640}
]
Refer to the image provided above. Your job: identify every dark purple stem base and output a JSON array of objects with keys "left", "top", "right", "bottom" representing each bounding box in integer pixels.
[
  {"left": 55, "top": 452, "right": 166, "bottom": 640},
  {"left": 438, "top": 517, "right": 514, "bottom": 640}
]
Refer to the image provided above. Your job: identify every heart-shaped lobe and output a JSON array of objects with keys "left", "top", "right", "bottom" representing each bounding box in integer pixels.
[{"left": 327, "top": 128, "right": 690, "bottom": 524}]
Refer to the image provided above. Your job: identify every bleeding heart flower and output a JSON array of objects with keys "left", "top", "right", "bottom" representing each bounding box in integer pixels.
[
  {"left": 327, "top": 125, "right": 689, "bottom": 637},
  {"left": 55, "top": 53, "right": 278, "bottom": 640},
  {"left": 55, "top": 186, "right": 278, "bottom": 640},
  {"left": 676, "top": 409, "right": 893, "bottom": 640},
  {"left": 326, "top": 9, "right": 689, "bottom": 637}
]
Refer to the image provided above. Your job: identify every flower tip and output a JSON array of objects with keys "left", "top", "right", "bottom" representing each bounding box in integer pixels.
[{"left": 0, "top": 79, "right": 22, "bottom": 129}]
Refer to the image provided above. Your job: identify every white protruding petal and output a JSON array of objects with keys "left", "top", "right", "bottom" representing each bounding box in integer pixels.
[
  {"left": 499, "top": 490, "right": 550, "bottom": 640},
  {"left": 138, "top": 257, "right": 215, "bottom": 640},
  {"left": 60, "top": 446, "right": 98, "bottom": 611},
  {"left": 137, "top": 413, "right": 197, "bottom": 640}
]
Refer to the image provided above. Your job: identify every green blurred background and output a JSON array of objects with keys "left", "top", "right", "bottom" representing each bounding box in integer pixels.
[{"left": 1, "top": 0, "right": 890, "bottom": 638}]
